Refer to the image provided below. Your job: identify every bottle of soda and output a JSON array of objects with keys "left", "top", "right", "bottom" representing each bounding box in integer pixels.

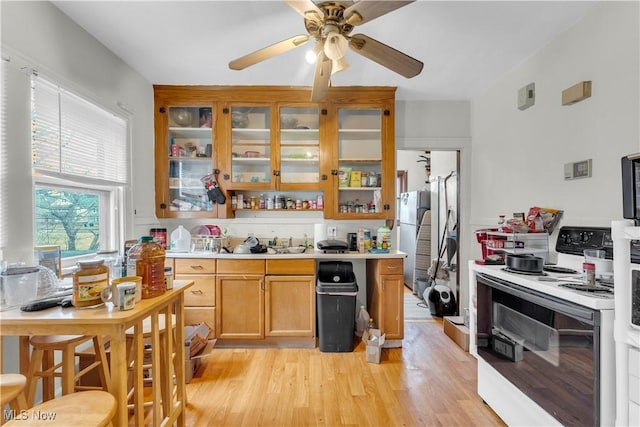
[{"left": 126, "top": 236, "right": 166, "bottom": 299}]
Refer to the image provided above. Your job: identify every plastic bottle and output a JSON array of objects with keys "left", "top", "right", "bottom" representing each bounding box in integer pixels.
[
  {"left": 377, "top": 225, "right": 391, "bottom": 250},
  {"left": 127, "top": 236, "right": 166, "bottom": 299},
  {"left": 356, "top": 305, "right": 370, "bottom": 337},
  {"left": 367, "top": 318, "right": 376, "bottom": 331},
  {"left": 317, "top": 193, "right": 324, "bottom": 209},
  {"left": 498, "top": 215, "right": 506, "bottom": 232},
  {"left": 170, "top": 225, "right": 191, "bottom": 252}
]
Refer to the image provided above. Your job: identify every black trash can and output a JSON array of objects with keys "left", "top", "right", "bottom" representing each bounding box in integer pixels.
[{"left": 316, "top": 261, "right": 358, "bottom": 352}]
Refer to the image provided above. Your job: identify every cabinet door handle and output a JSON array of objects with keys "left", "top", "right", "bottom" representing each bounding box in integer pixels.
[
  {"left": 331, "top": 169, "right": 338, "bottom": 176},
  {"left": 273, "top": 170, "right": 280, "bottom": 177},
  {"left": 190, "top": 265, "right": 204, "bottom": 270},
  {"left": 190, "top": 290, "right": 204, "bottom": 295},
  {"left": 321, "top": 174, "right": 328, "bottom": 181}
]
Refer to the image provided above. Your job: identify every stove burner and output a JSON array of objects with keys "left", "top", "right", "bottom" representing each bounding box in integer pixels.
[
  {"left": 558, "top": 283, "right": 613, "bottom": 293},
  {"left": 543, "top": 265, "right": 578, "bottom": 274},
  {"left": 502, "top": 267, "right": 548, "bottom": 276}
]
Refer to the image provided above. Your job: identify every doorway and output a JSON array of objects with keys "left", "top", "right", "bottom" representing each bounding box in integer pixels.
[{"left": 397, "top": 149, "right": 460, "bottom": 319}]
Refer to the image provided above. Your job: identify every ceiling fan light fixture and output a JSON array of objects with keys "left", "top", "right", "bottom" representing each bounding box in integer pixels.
[
  {"left": 305, "top": 49, "right": 318, "bottom": 64},
  {"left": 324, "top": 31, "right": 348, "bottom": 61},
  {"left": 331, "top": 57, "right": 350, "bottom": 74}
]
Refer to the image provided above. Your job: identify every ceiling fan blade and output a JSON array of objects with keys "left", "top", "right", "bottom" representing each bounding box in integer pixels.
[
  {"left": 229, "top": 35, "right": 310, "bottom": 70},
  {"left": 344, "top": 0, "right": 414, "bottom": 26},
  {"left": 348, "top": 34, "right": 423, "bottom": 78},
  {"left": 285, "top": 0, "right": 323, "bottom": 24},
  {"left": 311, "top": 52, "right": 333, "bottom": 102}
]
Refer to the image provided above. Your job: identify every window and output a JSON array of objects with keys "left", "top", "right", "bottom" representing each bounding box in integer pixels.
[{"left": 31, "top": 75, "right": 127, "bottom": 271}]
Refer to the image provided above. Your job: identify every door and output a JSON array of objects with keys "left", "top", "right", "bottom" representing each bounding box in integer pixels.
[{"left": 216, "top": 274, "right": 264, "bottom": 339}]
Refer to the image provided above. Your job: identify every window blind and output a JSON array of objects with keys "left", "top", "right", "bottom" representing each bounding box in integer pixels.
[{"left": 31, "top": 76, "right": 128, "bottom": 184}]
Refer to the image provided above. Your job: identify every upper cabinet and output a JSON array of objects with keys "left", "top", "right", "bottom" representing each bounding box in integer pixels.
[
  {"left": 222, "top": 103, "right": 322, "bottom": 192},
  {"left": 324, "top": 103, "right": 394, "bottom": 219},
  {"left": 153, "top": 86, "right": 395, "bottom": 219},
  {"left": 154, "top": 100, "right": 218, "bottom": 218}
]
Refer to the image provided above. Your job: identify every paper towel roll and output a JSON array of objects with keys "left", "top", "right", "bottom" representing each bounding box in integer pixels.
[{"left": 314, "top": 223, "right": 327, "bottom": 249}]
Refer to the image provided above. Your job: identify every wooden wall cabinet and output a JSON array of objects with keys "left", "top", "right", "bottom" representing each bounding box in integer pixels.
[
  {"left": 174, "top": 258, "right": 216, "bottom": 338},
  {"left": 366, "top": 258, "right": 404, "bottom": 340},
  {"left": 154, "top": 86, "right": 396, "bottom": 219}
]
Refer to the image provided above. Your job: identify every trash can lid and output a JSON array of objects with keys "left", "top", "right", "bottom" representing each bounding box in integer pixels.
[{"left": 318, "top": 261, "right": 355, "bottom": 283}]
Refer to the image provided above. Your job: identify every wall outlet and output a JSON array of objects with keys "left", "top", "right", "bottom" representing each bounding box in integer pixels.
[{"left": 327, "top": 226, "right": 337, "bottom": 237}]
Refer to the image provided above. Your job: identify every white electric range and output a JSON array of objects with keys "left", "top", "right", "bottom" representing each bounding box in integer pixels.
[{"left": 469, "top": 226, "right": 617, "bottom": 427}]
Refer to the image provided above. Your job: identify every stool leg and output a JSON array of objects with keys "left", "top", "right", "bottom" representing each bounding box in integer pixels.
[
  {"left": 25, "top": 348, "right": 43, "bottom": 407},
  {"left": 92, "top": 336, "right": 112, "bottom": 393},
  {"left": 41, "top": 349, "right": 56, "bottom": 401},
  {"left": 61, "top": 343, "right": 75, "bottom": 396}
]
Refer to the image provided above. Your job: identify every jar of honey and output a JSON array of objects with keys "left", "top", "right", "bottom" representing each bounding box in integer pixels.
[{"left": 73, "top": 259, "right": 109, "bottom": 307}]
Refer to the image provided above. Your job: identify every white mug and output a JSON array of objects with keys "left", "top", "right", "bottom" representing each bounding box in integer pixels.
[{"left": 101, "top": 282, "right": 136, "bottom": 310}]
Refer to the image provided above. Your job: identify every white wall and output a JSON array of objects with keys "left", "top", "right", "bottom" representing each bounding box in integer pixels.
[
  {"left": 470, "top": 1, "right": 640, "bottom": 244},
  {"left": 1, "top": 1, "right": 154, "bottom": 264},
  {"left": 465, "top": 3, "right": 639, "bottom": 313}
]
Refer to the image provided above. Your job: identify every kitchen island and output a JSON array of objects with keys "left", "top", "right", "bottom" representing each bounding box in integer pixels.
[
  {"left": 165, "top": 250, "right": 406, "bottom": 348},
  {"left": 0, "top": 281, "right": 194, "bottom": 427}
]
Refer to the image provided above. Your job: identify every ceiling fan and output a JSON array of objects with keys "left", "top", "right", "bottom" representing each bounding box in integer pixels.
[{"left": 229, "top": 0, "right": 424, "bottom": 102}]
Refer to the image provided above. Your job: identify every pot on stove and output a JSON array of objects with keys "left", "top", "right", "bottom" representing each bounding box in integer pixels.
[{"left": 506, "top": 253, "right": 544, "bottom": 273}]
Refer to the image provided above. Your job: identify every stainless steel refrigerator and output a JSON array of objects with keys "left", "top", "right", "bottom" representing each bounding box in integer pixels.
[{"left": 398, "top": 191, "right": 431, "bottom": 293}]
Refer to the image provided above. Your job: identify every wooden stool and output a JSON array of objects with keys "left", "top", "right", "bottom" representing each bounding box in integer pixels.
[
  {"left": 25, "top": 335, "right": 111, "bottom": 407},
  {"left": 3, "top": 390, "right": 116, "bottom": 427},
  {"left": 1, "top": 374, "right": 28, "bottom": 425},
  {"left": 124, "top": 315, "right": 177, "bottom": 412}
]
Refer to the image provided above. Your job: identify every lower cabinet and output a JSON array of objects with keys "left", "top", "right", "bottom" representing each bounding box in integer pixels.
[
  {"left": 174, "top": 258, "right": 216, "bottom": 338},
  {"left": 265, "top": 259, "right": 316, "bottom": 337},
  {"left": 366, "top": 258, "right": 404, "bottom": 340},
  {"left": 216, "top": 259, "right": 265, "bottom": 339}
]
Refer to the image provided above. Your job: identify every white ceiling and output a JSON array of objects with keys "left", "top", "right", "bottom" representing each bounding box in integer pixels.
[{"left": 51, "top": 0, "right": 602, "bottom": 101}]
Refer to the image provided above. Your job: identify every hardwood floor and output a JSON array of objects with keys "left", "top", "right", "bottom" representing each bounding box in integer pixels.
[{"left": 184, "top": 319, "right": 505, "bottom": 427}]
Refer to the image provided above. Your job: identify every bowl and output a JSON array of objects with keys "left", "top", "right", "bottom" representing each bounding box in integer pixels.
[
  {"left": 244, "top": 151, "right": 260, "bottom": 158},
  {"left": 170, "top": 108, "right": 193, "bottom": 127},
  {"left": 280, "top": 116, "right": 298, "bottom": 129},
  {"left": 287, "top": 246, "right": 306, "bottom": 254}
]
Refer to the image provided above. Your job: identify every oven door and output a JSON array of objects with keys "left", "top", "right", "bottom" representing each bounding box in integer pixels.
[{"left": 476, "top": 273, "right": 600, "bottom": 426}]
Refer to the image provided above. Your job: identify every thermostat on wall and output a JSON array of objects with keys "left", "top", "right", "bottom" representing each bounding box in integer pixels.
[{"left": 564, "top": 159, "right": 592, "bottom": 180}]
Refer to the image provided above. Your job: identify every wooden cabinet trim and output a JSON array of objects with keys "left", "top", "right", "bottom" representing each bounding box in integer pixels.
[
  {"left": 266, "top": 259, "right": 316, "bottom": 275},
  {"left": 217, "top": 259, "right": 265, "bottom": 274}
]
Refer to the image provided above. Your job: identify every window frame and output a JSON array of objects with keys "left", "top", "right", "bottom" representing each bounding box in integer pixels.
[{"left": 31, "top": 75, "right": 129, "bottom": 275}]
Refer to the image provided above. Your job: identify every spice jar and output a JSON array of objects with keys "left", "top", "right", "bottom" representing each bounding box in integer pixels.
[
  {"left": 583, "top": 262, "right": 596, "bottom": 286},
  {"left": 73, "top": 259, "right": 109, "bottom": 307}
]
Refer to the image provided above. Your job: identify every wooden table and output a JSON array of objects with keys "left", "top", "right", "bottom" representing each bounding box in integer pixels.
[{"left": 0, "top": 280, "right": 193, "bottom": 427}]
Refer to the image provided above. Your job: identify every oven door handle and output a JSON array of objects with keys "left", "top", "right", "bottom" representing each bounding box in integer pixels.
[{"left": 477, "top": 273, "right": 596, "bottom": 324}]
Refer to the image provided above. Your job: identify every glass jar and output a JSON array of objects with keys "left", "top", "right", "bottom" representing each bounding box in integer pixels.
[
  {"left": 73, "top": 259, "right": 109, "bottom": 307},
  {"left": 96, "top": 250, "right": 122, "bottom": 280},
  {"left": 126, "top": 236, "right": 166, "bottom": 299}
]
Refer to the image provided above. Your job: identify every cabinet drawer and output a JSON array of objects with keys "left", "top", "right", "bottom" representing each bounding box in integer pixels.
[
  {"left": 174, "top": 258, "right": 216, "bottom": 274},
  {"left": 379, "top": 259, "right": 403, "bottom": 275},
  {"left": 217, "top": 259, "right": 265, "bottom": 274},
  {"left": 266, "top": 259, "right": 315, "bottom": 275},
  {"left": 176, "top": 274, "right": 215, "bottom": 306},
  {"left": 184, "top": 307, "right": 216, "bottom": 339}
]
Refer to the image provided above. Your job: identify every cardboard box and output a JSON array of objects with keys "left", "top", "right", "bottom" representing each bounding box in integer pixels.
[
  {"left": 443, "top": 316, "right": 470, "bottom": 352},
  {"left": 363, "top": 328, "right": 385, "bottom": 364}
]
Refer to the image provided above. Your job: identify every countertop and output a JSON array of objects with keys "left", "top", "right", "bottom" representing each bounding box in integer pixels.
[{"left": 165, "top": 249, "right": 407, "bottom": 260}]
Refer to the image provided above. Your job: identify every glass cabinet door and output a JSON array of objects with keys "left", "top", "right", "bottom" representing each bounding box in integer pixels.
[
  {"left": 167, "top": 105, "right": 214, "bottom": 212},
  {"left": 230, "top": 105, "right": 271, "bottom": 187},
  {"left": 337, "top": 108, "right": 383, "bottom": 215},
  {"left": 279, "top": 106, "right": 320, "bottom": 186}
]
